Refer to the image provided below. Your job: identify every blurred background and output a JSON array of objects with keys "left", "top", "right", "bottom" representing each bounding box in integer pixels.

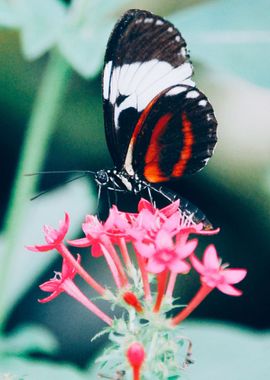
[{"left": 0, "top": 0, "right": 269, "bottom": 378}]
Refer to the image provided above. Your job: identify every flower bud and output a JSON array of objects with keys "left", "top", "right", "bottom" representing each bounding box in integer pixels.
[{"left": 126, "top": 342, "right": 145, "bottom": 368}]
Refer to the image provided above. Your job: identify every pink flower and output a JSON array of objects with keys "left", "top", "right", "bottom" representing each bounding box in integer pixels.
[
  {"left": 138, "top": 198, "right": 180, "bottom": 218},
  {"left": 69, "top": 214, "right": 128, "bottom": 288},
  {"left": 128, "top": 201, "right": 182, "bottom": 244},
  {"left": 105, "top": 205, "right": 130, "bottom": 237},
  {"left": 129, "top": 208, "right": 161, "bottom": 241},
  {"left": 27, "top": 213, "right": 70, "bottom": 252},
  {"left": 39, "top": 255, "right": 112, "bottom": 325},
  {"left": 68, "top": 215, "right": 105, "bottom": 256},
  {"left": 135, "top": 229, "right": 197, "bottom": 274},
  {"left": 191, "top": 244, "right": 247, "bottom": 296},
  {"left": 39, "top": 255, "right": 80, "bottom": 303}
]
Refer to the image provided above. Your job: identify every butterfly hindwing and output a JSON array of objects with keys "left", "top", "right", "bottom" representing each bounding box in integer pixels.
[
  {"left": 124, "top": 85, "right": 217, "bottom": 183},
  {"left": 102, "top": 9, "right": 194, "bottom": 169}
]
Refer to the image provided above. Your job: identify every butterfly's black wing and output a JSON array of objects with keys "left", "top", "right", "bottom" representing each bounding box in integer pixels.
[
  {"left": 102, "top": 9, "right": 194, "bottom": 169},
  {"left": 129, "top": 85, "right": 217, "bottom": 183}
]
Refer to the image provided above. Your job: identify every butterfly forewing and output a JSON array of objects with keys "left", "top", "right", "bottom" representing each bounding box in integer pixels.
[{"left": 102, "top": 9, "right": 194, "bottom": 169}]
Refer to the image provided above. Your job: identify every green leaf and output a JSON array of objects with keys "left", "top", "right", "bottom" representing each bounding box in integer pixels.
[
  {"left": 0, "top": 0, "right": 19, "bottom": 27},
  {"left": 58, "top": 0, "right": 131, "bottom": 78},
  {"left": 0, "top": 324, "right": 58, "bottom": 356},
  {"left": 14, "top": 0, "right": 66, "bottom": 60},
  {"left": 130, "top": 0, "right": 211, "bottom": 16},
  {"left": 0, "top": 179, "right": 95, "bottom": 319},
  {"left": 184, "top": 320, "right": 270, "bottom": 380},
  {"left": 170, "top": 0, "right": 270, "bottom": 87},
  {"left": 0, "top": 357, "right": 89, "bottom": 380}
]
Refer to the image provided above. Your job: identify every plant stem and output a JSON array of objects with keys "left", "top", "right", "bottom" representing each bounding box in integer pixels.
[
  {"left": 0, "top": 50, "right": 71, "bottom": 330},
  {"left": 166, "top": 271, "right": 177, "bottom": 298},
  {"left": 153, "top": 270, "right": 168, "bottom": 312},
  {"left": 58, "top": 244, "right": 106, "bottom": 296},
  {"left": 133, "top": 246, "right": 151, "bottom": 301},
  {"left": 171, "top": 283, "right": 213, "bottom": 325}
]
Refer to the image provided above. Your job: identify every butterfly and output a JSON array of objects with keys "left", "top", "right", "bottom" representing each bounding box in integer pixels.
[
  {"left": 94, "top": 9, "right": 217, "bottom": 228},
  {"left": 30, "top": 9, "right": 217, "bottom": 228}
]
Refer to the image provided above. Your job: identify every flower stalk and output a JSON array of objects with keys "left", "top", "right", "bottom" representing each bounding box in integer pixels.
[
  {"left": 0, "top": 50, "right": 71, "bottom": 330},
  {"left": 153, "top": 270, "right": 168, "bottom": 312},
  {"left": 57, "top": 243, "right": 105, "bottom": 295},
  {"left": 171, "top": 283, "right": 213, "bottom": 325}
]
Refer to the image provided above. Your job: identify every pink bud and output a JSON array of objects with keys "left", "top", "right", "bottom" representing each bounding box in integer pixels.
[
  {"left": 123, "top": 292, "right": 143, "bottom": 312},
  {"left": 126, "top": 342, "right": 145, "bottom": 368}
]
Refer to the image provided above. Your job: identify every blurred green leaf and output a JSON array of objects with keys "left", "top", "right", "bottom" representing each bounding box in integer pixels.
[
  {"left": 0, "top": 179, "right": 95, "bottom": 319},
  {"left": 58, "top": 0, "right": 131, "bottom": 77},
  {"left": 0, "top": 0, "right": 19, "bottom": 27},
  {"left": 0, "top": 357, "right": 89, "bottom": 380},
  {"left": 170, "top": 0, "right": 270, "bottom": 87},
  {"left": 130, "top": 0, "right": 212, "bottom": 16},
  {"left": 185, "top": 320, "right": 270, "bottom": 380},
  {"left": 14, "top": 0, "right": 66, "bottom": 60},
  {"left": 0, "top": 0, "right": 131, "bottom": 77},
  {"left": 0, "top": 324, "right": 58, "bottom": 356}
]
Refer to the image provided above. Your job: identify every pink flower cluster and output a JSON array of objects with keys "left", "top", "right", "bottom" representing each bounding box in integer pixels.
[{"left": 27, "top": 199, "right": 247, "bottom": 327}]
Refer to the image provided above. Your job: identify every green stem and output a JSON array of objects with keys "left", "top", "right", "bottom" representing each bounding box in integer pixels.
[{"left": 0, "top": 50, "right": 71, "bottom": 330}]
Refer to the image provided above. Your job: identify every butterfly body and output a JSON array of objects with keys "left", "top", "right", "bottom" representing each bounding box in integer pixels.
[
  {"left": 95, "top": 168, "right": 149, "bottom": 193},
  {"left": 94, "top": 168, "right": 211, "bottom": 227}
]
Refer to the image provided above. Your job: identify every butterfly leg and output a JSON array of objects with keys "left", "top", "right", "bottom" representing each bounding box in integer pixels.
[
  {"left": 106, "top": 188, "right": 112, "bottom": 209},
  {"left": 146, "top": 184, "right": 155, "bottom": 206}
]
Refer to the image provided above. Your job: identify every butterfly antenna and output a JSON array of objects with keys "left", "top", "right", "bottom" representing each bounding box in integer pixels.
[
  {"left": 97, "top": 185, "right": 102, "bottom": 210},
  {"left": 30, "top": 173, "right": 88, "bottom": 201},
  {"left": 25, "top": 169, "right": 95, "bottom": 176}
]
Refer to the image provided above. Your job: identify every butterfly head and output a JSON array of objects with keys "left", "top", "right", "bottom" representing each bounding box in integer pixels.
[{"left": 95, "top": 169, "right": 110, "bottom": 186}]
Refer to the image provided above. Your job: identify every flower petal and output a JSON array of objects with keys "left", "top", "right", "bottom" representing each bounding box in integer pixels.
[
  {"left": 146, "top": 258, "right": 165, "bottom": 273},
  {"left": 162, "top": 212, "right": 181, "bottom": 234},
  {"left": 26, "top": 244, "right": 55, "bottom": 252},
  {"left": 68, "top": 237, "right": 91, "bottom": 247},
  {"left": 169, "top": 259, "right": 190, "bottom": 274},
  {"left": 138, "top": 198, "right": 154, "bottom": 213},
  {"left": 38, "top": 290, "right": 61, "bottom": 303},
  {"left": 59, "top": 212, "right": 70, "bottom": 238},
  {"left": 203, "top": 244, "right": 220, "bottom": 270},
  {"left": 176, "top": 238, "right": 198, "bottom": 258},
  {"left": 156, "top": 230, "right": 173, "bottom": 251},
  {"left": 190, "top": 254, "right": 205, "bottom": 274},
  {"left": 217, "top": 283, "right": 243, "bottom": 296},
  {"left": 134, "top": 242, "right": 155, "bottom": 258},
  {"left": 39, "top": 279, "right": 60, "bottom": 292},
  {"left": 160, "top": 199, "right": 180, "bottom": 217},
  {"left": 223, "top": 269, "right": 247, "bottom": 284}
]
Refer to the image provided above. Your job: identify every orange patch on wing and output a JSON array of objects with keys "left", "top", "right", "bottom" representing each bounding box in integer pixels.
[
  {"left": 144, "top": 113, "right": 173, "bottom": 183},
  {"left": 171, "top": 112, "right": 194, "bottom": 178},
  {"left": 127, "top": 95, "right": 160, "bottom": 154}
]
